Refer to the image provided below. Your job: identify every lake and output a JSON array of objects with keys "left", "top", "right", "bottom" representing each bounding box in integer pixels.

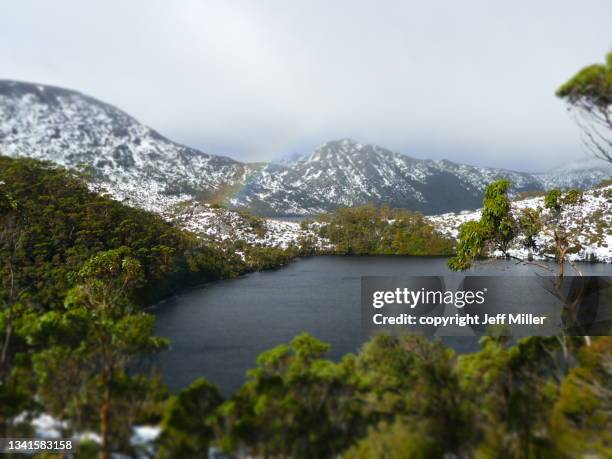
[{"left": 153, "top": 256, "right": 612, "bottom": 395}]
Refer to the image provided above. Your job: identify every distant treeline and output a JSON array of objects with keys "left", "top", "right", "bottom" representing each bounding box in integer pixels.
[{"left": 312, "top": 204, "right": 454, "bottom": 256}]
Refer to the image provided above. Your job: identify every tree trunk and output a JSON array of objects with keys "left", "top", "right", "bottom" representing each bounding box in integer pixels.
[
  {"left": 2, "top": 262, "right": 15, "bottom": 371},
  {"left": 99, "top": 379, "right": 111, "bottom": 459},
  {"left": 74, "top": 396, "right": 82, "bottom": 459},
  {"left": 0, "top": 322, "right": 12, "bottom": 371}
]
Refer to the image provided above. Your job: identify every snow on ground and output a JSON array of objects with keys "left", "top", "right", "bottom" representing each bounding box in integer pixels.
[
  {"left": 164, "top": 201, "right": 333, "bottom": 250},
  {"left": 429, "top": 185, "right": 612, "bottom": 263},
  {"left": 17, "top": 413, "right": 160, "bottom": 457}
]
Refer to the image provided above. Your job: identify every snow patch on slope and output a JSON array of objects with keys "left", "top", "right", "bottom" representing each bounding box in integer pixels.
[
  {"left": 165, "top": 202, "right": 332, "bottom": 250},
  {"left": 429, "top": 186, "right": 612, "bottom": 263}
]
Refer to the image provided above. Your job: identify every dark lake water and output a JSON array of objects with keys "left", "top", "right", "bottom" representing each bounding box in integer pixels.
[{"left": 153, "top": 256, "right": 612, "bottom": 395}]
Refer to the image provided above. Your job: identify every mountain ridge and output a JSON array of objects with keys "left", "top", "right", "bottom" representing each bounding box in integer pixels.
[{"left": 1, "top": 80, "right": 610, "bottom": 216}]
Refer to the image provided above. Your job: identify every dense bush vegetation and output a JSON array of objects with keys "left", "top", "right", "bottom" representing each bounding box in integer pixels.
[
  {"left": 158, "top": 334, "right": 612, "bottom": 458},
  {"left": 0, "top": 156, "right": 246, "bottom": 310},
  {"left": 316, "top": 204, "right": 454, "bottom": 255}
]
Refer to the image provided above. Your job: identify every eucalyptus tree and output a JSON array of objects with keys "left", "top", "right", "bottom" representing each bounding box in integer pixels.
[
  {"left": 220, "top": 333, "right": 363, "bottom": 459},
  {"left": 0, "top": 183, "right": 31, "bottom": 437},
  {"left": 448, "top": 180, "right": 587, "bottom": 277},
  {"left": 0, "top": 183, "right": 25, "bottom": 373},
  {"left": 557, "top": 51, "right": 612, "bottom": 163},
  {"left": 64, "top": 247, "right": 169, "bottom": 459},
  {"left": 157, "top": 378, "right": 223, "bottom": 459}
]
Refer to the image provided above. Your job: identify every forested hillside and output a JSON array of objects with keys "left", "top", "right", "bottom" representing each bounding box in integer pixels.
[
  {"left": 0, "top": 156, "right": 245, "bottom": 309},
  {"left": 0, "top": 156, "right": 303, "bottom": 455}
]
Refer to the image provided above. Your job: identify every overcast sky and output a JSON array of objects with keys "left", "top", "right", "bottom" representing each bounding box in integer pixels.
[{"left": 1, "top": 1, "right": 611, "bottom": 171}]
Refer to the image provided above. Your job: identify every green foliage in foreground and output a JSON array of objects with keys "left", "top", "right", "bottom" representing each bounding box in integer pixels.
[
  {"left": 316, "top": 204, "right": 454, "bottom": 255},
  {"left": 218, "top": 333, "right": 363, "bottom": 458},
  {"left": 556, "top": 51, "right": 612, "bottom": 109},
  {"left": 159, "top": 334, "right": 612, "bottom": 459},
  {"left": 57, "top": 249, "right": 169, "bottom": 458},
  {"left": 158, "top": 378, "right": 223, "bottom": 459},
  {"left": 1, "top": 247, "right": 171, "bottom": 458},
  {"left": 556, "top": 51, "right": 612, "bottom": 163}
]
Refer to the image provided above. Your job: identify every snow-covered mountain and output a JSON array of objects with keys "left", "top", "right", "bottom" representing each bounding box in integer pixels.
[
  {"left": 533, "top": 158, "right": 612, "bottom": 190},
  {"left": 228, "top": 139, "right": 612, "bottom": 215},
  {"left": 0, "top": 80, "right": 255, "bottom": 213},
  {"left": 1, "top": 80, "right": 610, "bottom": 217},
  {"left": 229, "top": 139, "right": 599, "bottom": 215}
]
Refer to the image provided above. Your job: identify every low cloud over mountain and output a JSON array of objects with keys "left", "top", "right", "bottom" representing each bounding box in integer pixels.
[{"left": 2, "top": 80, "right": 610, "bottom": 216}]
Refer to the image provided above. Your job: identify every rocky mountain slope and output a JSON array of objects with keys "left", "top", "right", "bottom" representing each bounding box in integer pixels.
[
  {"left": 1, "top": 80, "right": 611, "bottom": 217},
  {"left": 0, "top": 80, "right": 254, "bottom": 213},
  {"left": 165, "top": 202, "right": 331, "bottom": 251},
  {"left": 229, "top": 139, "right": 611, "bottom": 215}
]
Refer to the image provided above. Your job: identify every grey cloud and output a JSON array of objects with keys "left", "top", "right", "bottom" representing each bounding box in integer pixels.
[{"left": 1, "top": 0, "right": 611, "bottom": 171}]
